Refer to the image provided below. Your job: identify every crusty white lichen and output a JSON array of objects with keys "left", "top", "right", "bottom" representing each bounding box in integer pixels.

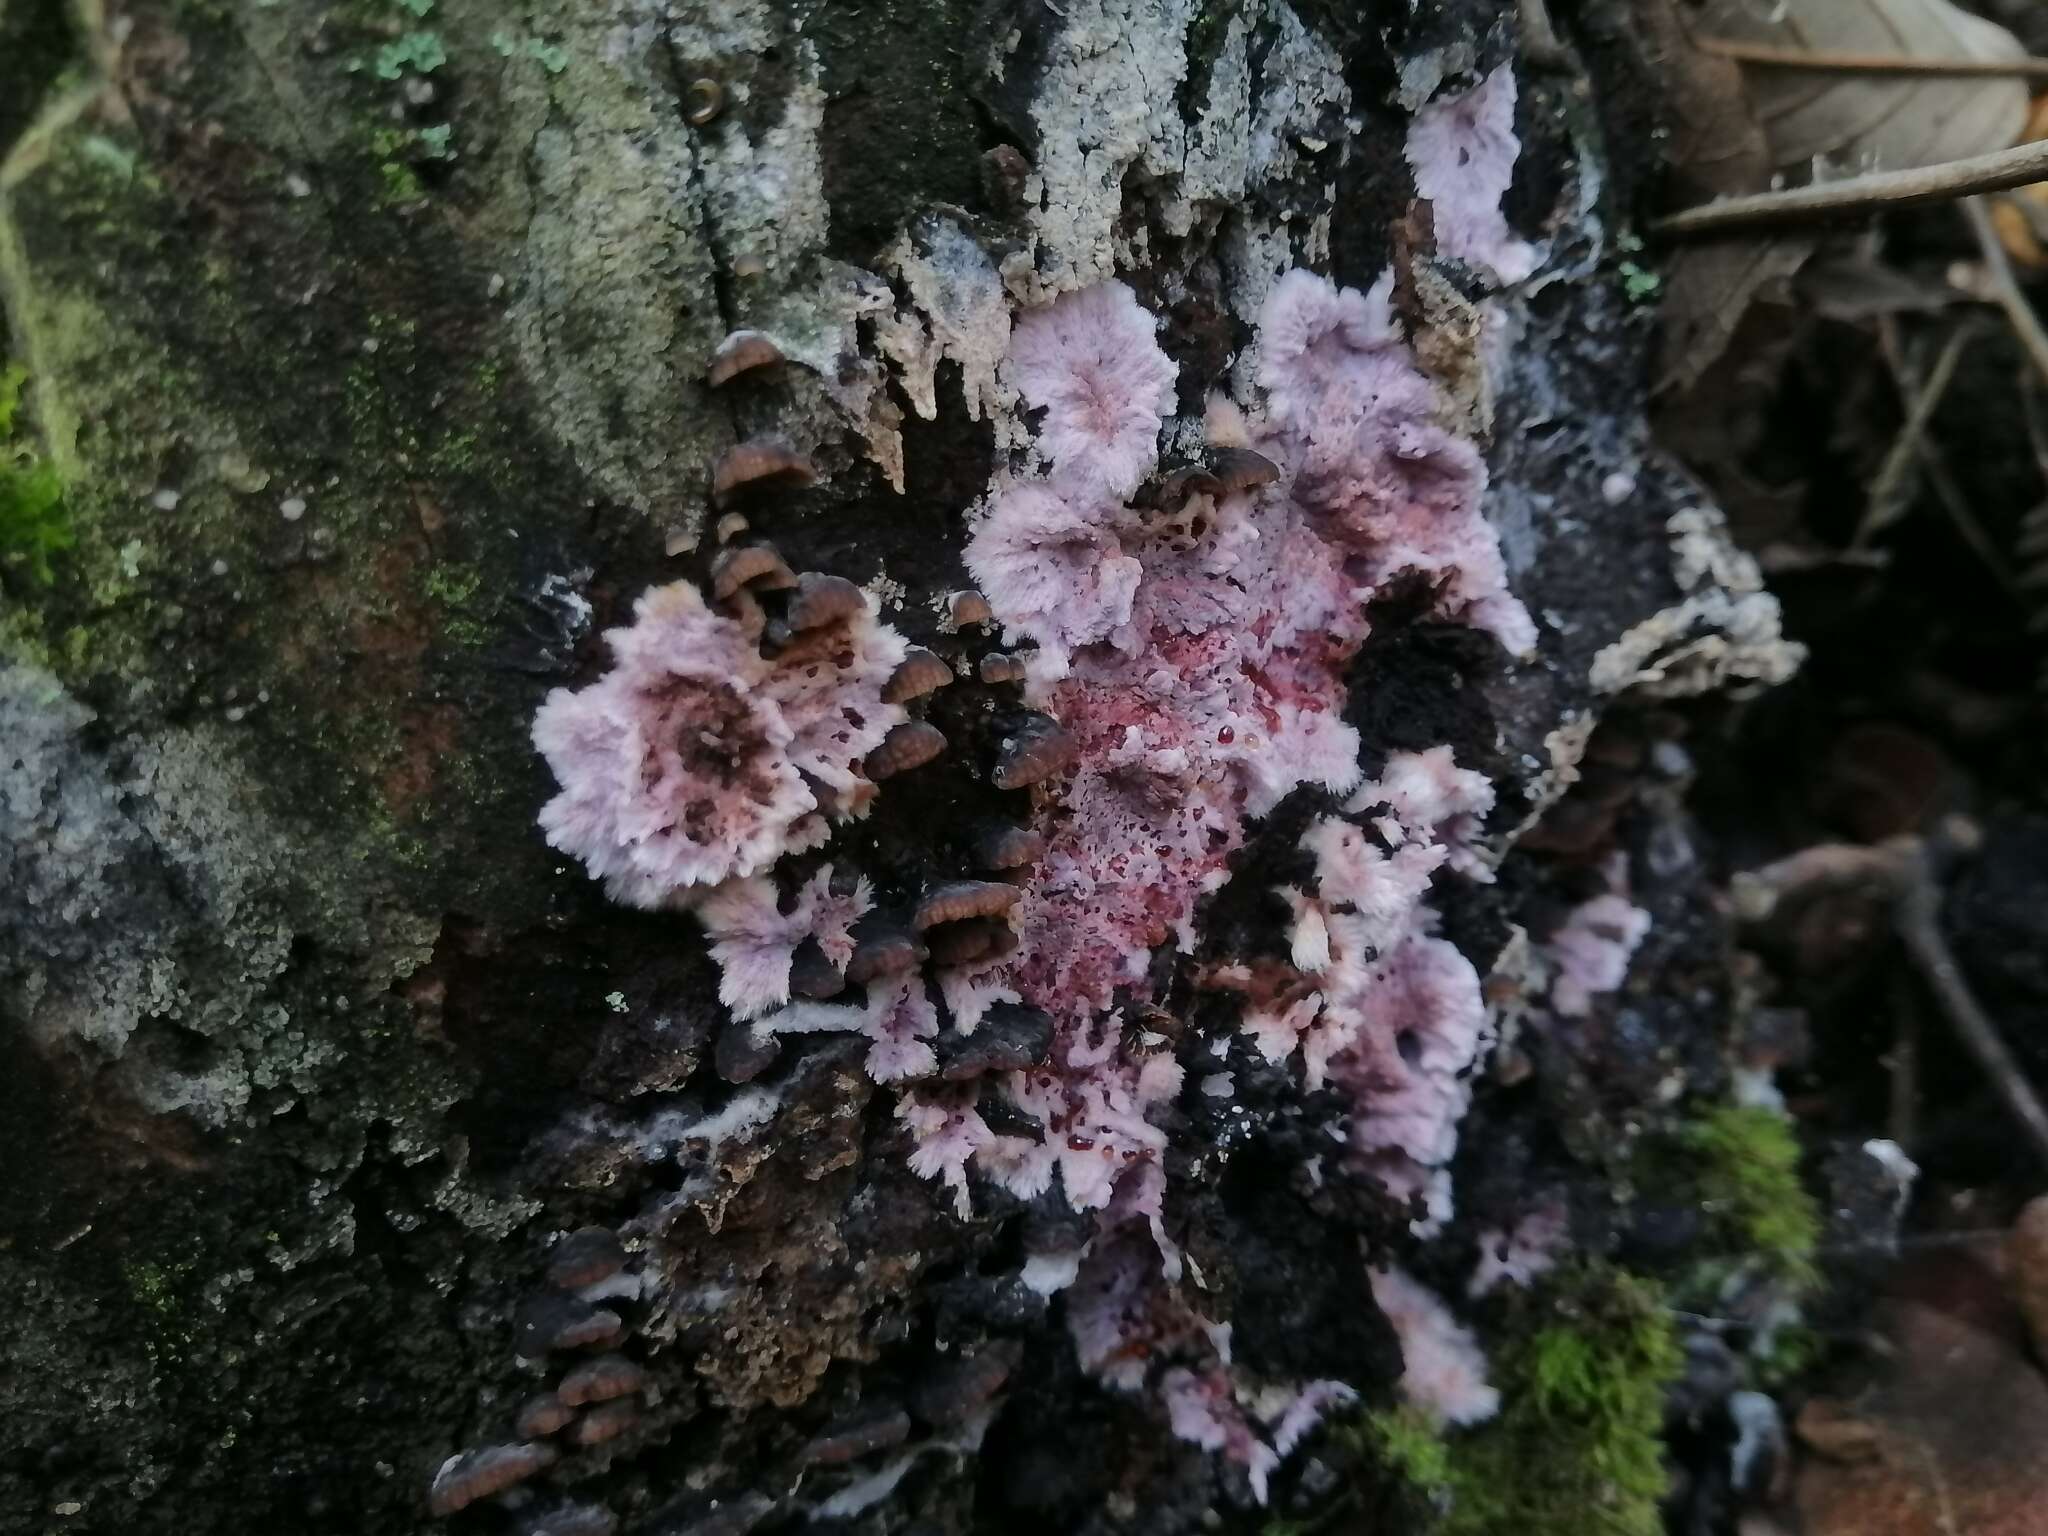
[
  {"left": 1590, "top": 507, "right": 1805, "bottom": 698},
  {"left": 0, "top": 664, "right": 429, "bottom": 1126}
]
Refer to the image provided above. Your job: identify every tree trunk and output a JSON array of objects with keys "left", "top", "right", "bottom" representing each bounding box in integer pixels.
[{"left": 0, "top": 2, "right": 1810, "bottom": 1533}]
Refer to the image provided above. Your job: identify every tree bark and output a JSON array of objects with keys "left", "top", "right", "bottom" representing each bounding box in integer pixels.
[{"left": 0, "top": 2, "right": 1804, "bottom": 1533}]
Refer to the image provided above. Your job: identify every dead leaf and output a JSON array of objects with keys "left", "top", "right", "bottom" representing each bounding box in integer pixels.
[
  {"left": 1794, "top": 252, "right": 1959, "bottom": 320},
  {"left": 1697, "top": 0, "right": 2030, "bottom": 172},
  {"left": 1657, "top": 234, "right": 1815, "bottom": 394},
  {"left": 1637, "top": 0, "right": 1775, "bottom": 202},
  {"left": 1630, "top": 0, "right": 1811, "bottom": 391}
]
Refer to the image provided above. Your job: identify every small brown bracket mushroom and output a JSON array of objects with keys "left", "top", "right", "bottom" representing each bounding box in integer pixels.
[
  {"left": 711, "top": 438, "right": 817, "bottom": 505},
  {"left": 707, "top": 329, "right": 784, "bottom": 388}
]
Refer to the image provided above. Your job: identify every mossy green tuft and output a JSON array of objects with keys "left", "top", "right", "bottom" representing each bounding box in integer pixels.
[
  {"left": 0, "top": 364, "right": 70, "bottom": 586},
  {"left": 1357, "top": 1267, "right": 1683, "bottom": 1536}
]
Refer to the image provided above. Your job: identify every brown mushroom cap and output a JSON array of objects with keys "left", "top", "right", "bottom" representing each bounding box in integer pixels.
[
  {"left": 883, "top": 647, "right": 953, "bottom": 704},
  {"left": 547, "top": 1228, "right": 628, "bottom": 1291},
  {"left": 937, "top": 1002, "right": 1054, "bottom": 1080},
  {"left": 949, "top": 590, "right": 994, "bottom": 627},
  {"left": 427, "top": 1442, "right": 559, "bottom": 1517},
  {"left": 785, "top": 572, "right": 867, "bottom": 631},
  {"left": 923, "top": 916, "right": 1018, "bottom": 968},
  {"left": 978, "top": 653, "right": 1027, "bottom": 685},
  {"left": 909, "top": 1341, "right": 1023, "bottom": 1426},
  {"left": 866, "top": 721, "right": 946, "bottom": 779},
  {"left": 557, "top": 1354, "right": 646, "bottom": 1407},
  {"left": 714, "top": 1019, "right": 780, "bottom": 1084},
  {"left": 973, "top": 824, "right": 1046, "bottom": 870},
  {"left": 991, "top": 713, "right": 1077, "bottom": 790},
  {"left": 711, "top": 438, "right": 817, "bottom": 504},
  {"left": 515, "top": 1294, "right": 624, "bottom": 1355},
  {"left": 683, "top": 77, "right": 725, "bottom": 127},
  {"left": 710, "top": 543, "right": 797, "bottom": 601},
  {"left": 515, "top": 1392, "right": 576, "bottom": 1439},
  {"left": 566, "top": 1400, "right": 640, "bottom": 1447},
  {"left": 845, "top": 918, "right": 927, "bottom": 984},
  {"left": 1209, "top": 445, "right": 1280, "bottom": 491},
  {"left": 1148, "top": 464, "right": 1224, "bottom": 509},
  {"left": 914, "top": 880, "right": 1021, "bottom": 930},
  {"left": 800, "top": 1405, "right": 913, "bottom": 1465},
  {"left": 707, "top": 329, "right": 785, "bottom": 388},
  {"left": 788, "top": 936, "right": 847, "bottom": 1000}
]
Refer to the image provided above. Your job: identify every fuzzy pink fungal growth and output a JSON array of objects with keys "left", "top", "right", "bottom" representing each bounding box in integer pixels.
[
  {"left": 532, "top": 583, "right": 811, "bottom": 905},
  {"left": 696, "top": 867, "right": 871, "bottom": 1020},
  {"left": 899, "top": 1093, "right": 993, "bottom": 1218},
  {"left": 1162, "top": 1370, "right": 1282, "bottom": 1498},
  {"left": 1350, "top": 744, "right": 1497, "bottom": 880},
  {"left": 757, "top": 972, "right": 941, "bottom": 1084},
  {"left": 1006, "top": 281, "right": 1178, "bottom": 496},
  {"left": 1546, "top": 892, "right": 1651, "bottom": 1017},
  {"left": 1255, "top": 269, "right": 1405, "bottom": 430},
  {"left": 1404, "top": 66, "right": 1539, "bottom": 284},
  {"left": 532, "top": 581, "right": 911, "bottom": 907},
  {"left": 1335, "top": 936, "right": 1488, "bottom": 1170},
  {"left": 1253, "top": 272, "right": 1536, "bottom": 655},
  {"left": 963, "top": 482, "right": 1141, "bottom": 677},
  {"left": 1369, "top": 1266, "right": 1499, "bottom": 1426},
  {"left": 1247, "top": 748, "right": 1499, "bottom": 1228}
]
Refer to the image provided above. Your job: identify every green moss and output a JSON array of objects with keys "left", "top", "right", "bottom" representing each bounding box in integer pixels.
[
  {"left": 376, "top": 159, "right": 426, "bottom": 207},
  {"left": 0, "top": 364, "right": 70, "bottom": 585},
  {"left": 1364, "top": 1403, "right": 1455, "bottom": 1494},
  {"left": 1618, "top": 261, "right": 1659, "bottom": 302},
  {"left": 1681, "top": 1105, "right": 1821, "bottom": 1289},
  {"left": 422, "top": 562, "right": 492, "bottom": 646},
  {"left": 1365, "top": 1268, "right": 1682, "bottom": 1536},
  {"left": 121, "top": 1253, "right": 202, "bottom": 1365}
]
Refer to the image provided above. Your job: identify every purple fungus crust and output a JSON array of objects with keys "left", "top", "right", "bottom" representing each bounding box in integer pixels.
[
  {"left": 1404, "top": 64, "right": 1539, "bottom": 285},
  {"left": 532, "top": 582, "right": 909, "bottom": 907},
  {"left": 1006, "top": 280, "right": 1178, "bottom": 497},
  {"left": 527, "top": 246, "right": 1537, "bottom": 1499},
  {"left": 1369, "top": 1265, "right": 1501, "bottom": 1427}
]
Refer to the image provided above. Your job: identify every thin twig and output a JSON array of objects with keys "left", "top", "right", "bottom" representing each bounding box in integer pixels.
[
  {"left": 1653, "top": 138, "right": 2048, "bottom": 239},
  {"left": 1863, "top": 314, "right": 2012, "bottom": 590},
  {"left": 1886, "top": 987, "right": 1920, "bottom": 1151},
  {"left": 1696, "top": 36, "right": 2048, "bottom": 80},
  {"left": 1961, "top": 195, "right": 2048, "bottom": 392},
  {"left": 1894, "top": 842, "right": 2048, "bottom": 1171},
  {"left": 1856, "top": 321, "right": 1975, "bottom": 548}
]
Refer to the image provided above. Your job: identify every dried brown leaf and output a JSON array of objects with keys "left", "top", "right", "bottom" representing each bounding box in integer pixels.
[
  {"left": 1697, "top": 0, "right": 2029, "bottom": 172},
  {"left": 1656, "top": 234, "right": 1815, "bottom": 394},
  {"left": 1631, "top": 0, "right": 1806, "bottom": 392},
  {"left": 1637, "top": 0, "right": 1775, "bottom": 202}
]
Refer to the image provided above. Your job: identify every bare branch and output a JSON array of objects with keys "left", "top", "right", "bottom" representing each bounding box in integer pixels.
[
  {"left": 1653, "top": 139, "right": 2048, "bottom": 239},
  {"left": 1696, "top": 36, "right": 2048, "bottom": 80}
]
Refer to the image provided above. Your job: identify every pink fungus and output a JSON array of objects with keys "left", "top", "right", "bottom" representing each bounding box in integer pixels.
[
  {"left": 1404, "top": 65, "right": 1539, "bottom": 284},
  {"left": 1545, "top": 891, "right": 1651, "bottom": 1017},
  {"left": 963, "top": 481, "right": 1141, "bottom": 677},
  {"left": 1006, "top": 280, "right": 1178, "bottom": 496},
  {"left": 1254, "top": 272, "right": 1536, "bottom": 655},
  {"left": 1469, "top": 1199, "right": 1569, "bottom": 1298},
  {"left": 1369, "top": 1265, "right": 1500, "bottom": 1426},
  {"left": 759, "top": 971, "right": 940, "bottom": 1085},
  {"left": 696, "top": 866, "right": 872, "bottom": 1021},
  {"left": 531, "top": 581, "right": 910, "bottom": 907},
  {"left": 532, "top": 583, "right": 812, "bottom": 905}
]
